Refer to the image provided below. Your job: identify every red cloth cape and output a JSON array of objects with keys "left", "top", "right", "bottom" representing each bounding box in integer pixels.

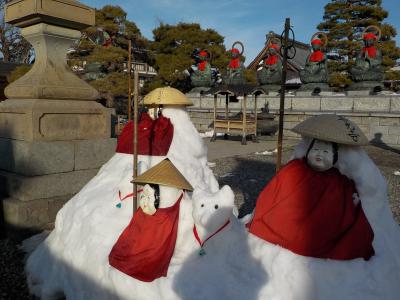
[
  {"left": 265, "top": 54, "right": 278, "bottom": 65},
  {"left": 109, "top": 194, "right": 183, "bottom": 282},
  {"left": 362, "top": 46, "right": 377, "bottom": 58},
  {"left": 116, "top": 113, "right": 173, "bottom": 156},
  {"left": 229, "top": 58, "right": 241, "bottom": 69},
  {"left": 198, "top": 60, "right": 207, "bottom": 71},
  {"left": 248, "top": 159, "right": 375, "bottom": 260},
  {"left": 309, "top": 50, "right": 324, "bottom": 62}
]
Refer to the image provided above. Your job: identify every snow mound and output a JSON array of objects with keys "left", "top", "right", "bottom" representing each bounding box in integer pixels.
[{"left": 25, "top": 127, "right": 400, "bottom": 299}]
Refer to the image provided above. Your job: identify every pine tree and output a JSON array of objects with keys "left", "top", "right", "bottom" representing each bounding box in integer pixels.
[
  {"left": 147, "top": 22, "right": 229, "bottom": 93},
  {"left": 67, "top": 5, "right": 151, "bottom": 113},
  {"left": 317, "top": 0, "right": 400, "bottom": 87}
]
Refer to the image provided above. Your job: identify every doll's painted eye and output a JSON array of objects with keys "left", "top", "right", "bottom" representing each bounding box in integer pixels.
[
  {"left": 214, "top": 205, "right": 219, "bottom": 209},
  {"left": 201, "top": 204, "right": 204, "bottom": 207}
]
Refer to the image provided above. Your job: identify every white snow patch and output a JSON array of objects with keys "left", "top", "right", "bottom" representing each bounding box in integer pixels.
[
  {"left": 24, "top": 120, "right": 400, "bottom": 300},
  {"left": 255, "top": 148, "right": 277, "bottom": 155}
]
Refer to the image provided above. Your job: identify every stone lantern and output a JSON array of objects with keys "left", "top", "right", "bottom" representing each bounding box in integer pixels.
[{"left": 0, "top": 0, "right": 116, "bottom": 234}]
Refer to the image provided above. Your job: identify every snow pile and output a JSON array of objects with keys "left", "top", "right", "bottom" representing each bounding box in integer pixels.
[
  {"left": 25, "top": 112, "right": 400, "bottom": 299},
  {"left": 255, "top": 148, "right": 277, "bottom": 155}
]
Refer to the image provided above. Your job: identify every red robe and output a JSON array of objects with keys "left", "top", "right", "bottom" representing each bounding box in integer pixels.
[
  {"left": 109, "top": 194, "right": 183, "bottom": 282},
  {"left": 116, "top": 113, "right": 173, "bottom": 156},
  {"left": 362, "top": 46, "right": 377, "bottom": 58},
  {"left": 249, "top": 159, "right": 375, "bottom": 260},
  {"left": 265, "top": 54, "right": 278, "bottom": 65},
  {"left": 309, "top": 50, "right": 324, "bottom": 62}
]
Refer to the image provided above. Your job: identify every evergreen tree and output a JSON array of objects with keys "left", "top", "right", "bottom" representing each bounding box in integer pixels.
[
  {"left": 68, "top": 5, "right": 151, "bottom": 112},
  {"left": 317, "top": 0, "right": 400, "bottom": 87},
  {"left": 0, "top": 0, "right": 33, "bottom": 63},
  {"left": 147, "top": 22, "right": 230, "bottom": 93}
]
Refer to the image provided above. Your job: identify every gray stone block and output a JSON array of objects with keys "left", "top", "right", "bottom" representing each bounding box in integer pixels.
[
  {"left": 0, "top": 168, "right": 98, "bottom": 201},
  {"left": 369, "top": 125, "right": 389, "bottom": 135},
  {"left": 292, "top": 97, "right": 321, "bottom": 111},
  {"left": 321, "top": 97, "right": 353, "bottom": 111},
  {"left": 347, "top": 90, "right": 371, "bottom": 96},
  {"left": 266, "top": 97, "right": 291, "bottom": 110},
  {"left": 391, "top": 96, "right": 400, "bottom": 113},
  {"left": 388, "top": 126, "right": 400, "bottom": 135},
  {"left": 353, "top": 97, "right": 390, "bottom": 112},
  {"left": 2, "top": 195, "right": 71, "bottom": 229},
  {"left": 0, "top": 139, "right": 74, "bottom": 176},
  {"left": 74, "top": 138, "right": 117, "bottom": 171},
  {"left": 379, "top": 118, "right": 400, "bottom": 126},
  {"left": 295, "top": 90, "right": 314, "bottom": 97}
]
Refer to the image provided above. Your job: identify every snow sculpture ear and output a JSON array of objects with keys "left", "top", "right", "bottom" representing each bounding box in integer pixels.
[{"left": 192, "top": 185, "right": 234, "bottom": 236}]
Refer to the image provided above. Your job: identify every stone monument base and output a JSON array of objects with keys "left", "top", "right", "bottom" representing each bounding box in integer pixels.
[
  {"left": 347, "top": 81, "right": 384, "bottom": 96},
  {"left": 0, "top": 138, "right": 116, "bottom": 236},
  {"left": 296, "top": 83, "right": 332, "bottom": 96}
]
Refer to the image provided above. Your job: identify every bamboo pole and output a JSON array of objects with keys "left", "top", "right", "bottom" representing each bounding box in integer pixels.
[
  {"left": 276, "top": 18, "right": 290, "bottom": 173},
  {"left": 132, "top": 70, "right": 139, "bottom": 212},
  {"left": 128, "top": 40, "right": 132, "bottom": 121}
]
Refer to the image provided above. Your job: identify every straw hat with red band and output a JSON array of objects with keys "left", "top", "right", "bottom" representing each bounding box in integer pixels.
[{"left": 132, "top": 158, "right": 193, "bottom": 191}]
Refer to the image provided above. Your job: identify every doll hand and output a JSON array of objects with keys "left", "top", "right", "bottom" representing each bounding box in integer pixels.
[{"left": 352, "top": 193, "right": 361, "bottom": 206}]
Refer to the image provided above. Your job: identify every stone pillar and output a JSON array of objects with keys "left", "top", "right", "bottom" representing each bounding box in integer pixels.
[{"left": 0, "top": 0, "right": 116, "bottom": 234}]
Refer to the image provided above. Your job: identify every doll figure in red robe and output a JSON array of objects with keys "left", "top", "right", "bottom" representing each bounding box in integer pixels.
[
  {"left": 257, "top": 42, "right": 282, "bottom": 86},
  {"left": 249, "top": 123, "right": 375, "bottom": 260},
  {"left": 350, "top": 25, "right": 384, "bottom": 82},
  {"left": 109, "top": 159, "right": 193, "bottom": 282},
  {"left": 224, "top": 41, "right": 246, "bottom": 85},
  {"left": 300, "top": 33, "right": 329, "bottom": 84}
]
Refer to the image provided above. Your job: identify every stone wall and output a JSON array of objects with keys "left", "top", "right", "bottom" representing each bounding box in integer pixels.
[{"left": 187, "top": 93, "right": 400, "bottom": 148}]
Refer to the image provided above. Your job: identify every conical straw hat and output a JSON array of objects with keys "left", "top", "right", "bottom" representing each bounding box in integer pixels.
[
  {"left": 292, "top": 114, "right": 369, "bottom": 146},
  {"left": 144, "top": 86, "right": 193, "bottom": 106},
  {"left": 132, "top": 159, "right": 193, "bottom": 191}
]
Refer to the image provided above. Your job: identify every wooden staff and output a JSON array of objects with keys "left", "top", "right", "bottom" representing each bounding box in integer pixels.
[
  {"left": 276, "top": 18, "right": 290, "bottom": 173},
  {"left": 128, "top": 40, "right": 132, "bottom": 121},
  {"left": 132, "top": 69, "right": 139, "bottom": 212}
]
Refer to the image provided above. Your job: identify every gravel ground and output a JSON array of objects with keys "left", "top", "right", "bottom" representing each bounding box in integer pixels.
[{"left": 0, "top": 144, "right": 399, "bottom": 299}]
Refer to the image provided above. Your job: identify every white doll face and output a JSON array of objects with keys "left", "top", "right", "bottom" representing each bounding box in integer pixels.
[
  {"left": 307, "top": 140, "right": 334, "bottom": 172},
  {"left": 139, "top": 184, "right": 157, "bottom": 215}
]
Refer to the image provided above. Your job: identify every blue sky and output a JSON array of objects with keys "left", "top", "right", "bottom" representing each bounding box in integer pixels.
[{"left": 80, "top": 0, "right": 400, "bottom": 64}]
